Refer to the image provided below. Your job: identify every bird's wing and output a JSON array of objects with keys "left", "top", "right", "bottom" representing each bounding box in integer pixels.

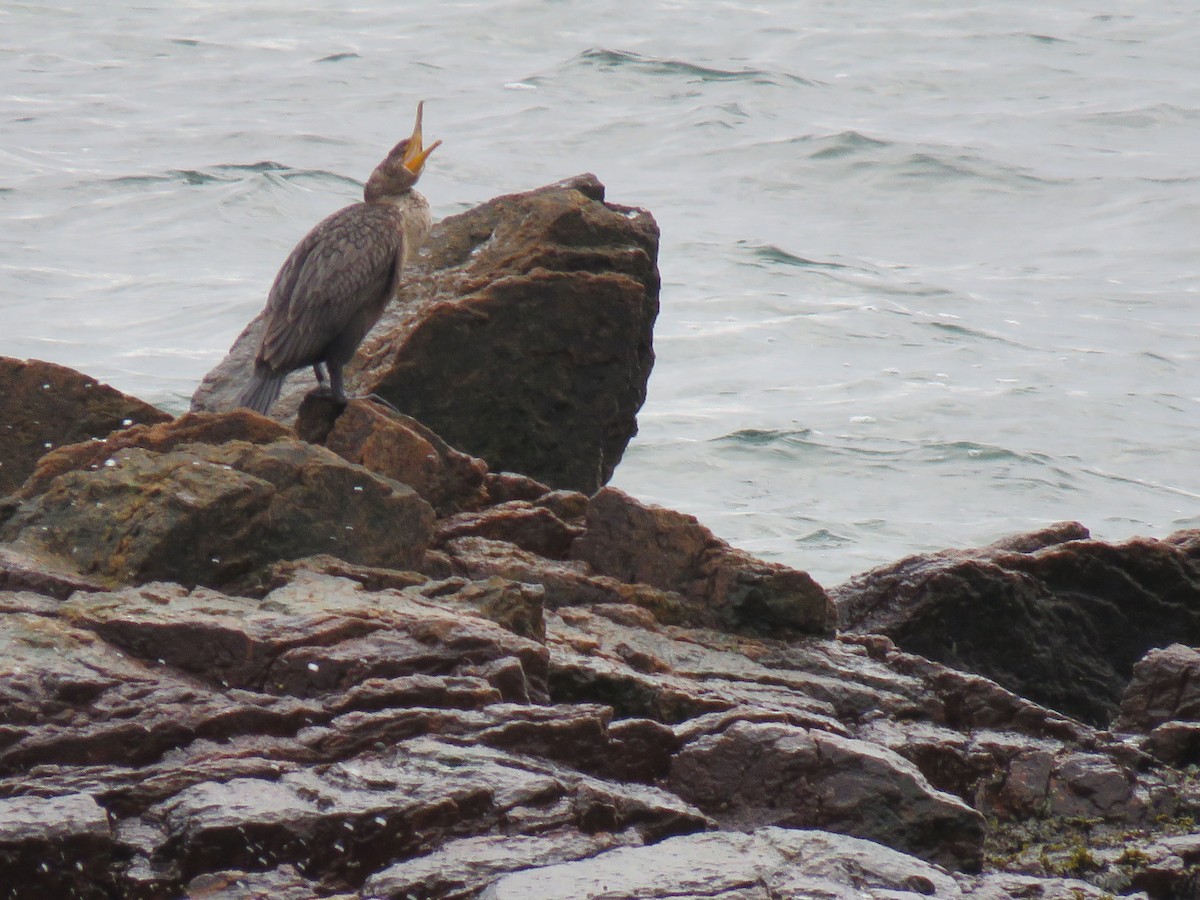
[{"left": 256, "top": 203, "right": 403, "bottom": 372}]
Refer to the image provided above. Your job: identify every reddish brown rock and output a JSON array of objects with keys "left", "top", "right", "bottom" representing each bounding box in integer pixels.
[
  {"left": 1, "top": 438, "right": 434, "bottom": 590},
  {"left": 296, "top": 396, "right": 489, "bottom": 515},
  {"left": 572, "top": 487, "right": 834, "bottom": 636},
  {"left": 443, "top": 536, "right": 698, "bottom": 626},
  {"left": 0, "top": 356, "right": 172, "bottom": 498},
  {"left": 484, "top": 471, "right": 555, "bottom": 504},
  {"left": 6, "top": 409, "right": 289, "bottom": 505},
  {"left": 1, "top": 362, "right": 1197, "bottom": 900},
  {"left": 985, "top": 749, "right": 1142, "bottom": 822},
  {"left": 0, "top": 544, "right": 108, "bottom": 599},
  {"left": 436, "top": 502, "right": 583, "bottom": 559},
  {"left": 834, "top": 524, "right": 1200, "bottom": 726},
  {"left": 193, "top": 175, "right": 659, "bottom": 494}
]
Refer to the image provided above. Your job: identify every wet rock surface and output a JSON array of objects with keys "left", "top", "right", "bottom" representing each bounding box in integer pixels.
[
  {"left": 2, "top": 432, "right": 434, "bottom": 592},
  {"left": 573, "top": 487, "right": 834, "bottom": 637},
  {"left": 193, "top": 174, "right": 659, "bottom": 494},
  {"left": 1116, "top": 643, "right": 1200, "bottom": 767},
  {"left": 6, "top": 564, "right": 1195, "bottom": 899},
  {"left": 0, "top": 356, "right": 171, "bottom": 497},
  {"left": 480, "top": 827, "right": 1123, "bottom": 900},
  {"left": 2, "top": 382, "right": 1198, "bottom": 897}
]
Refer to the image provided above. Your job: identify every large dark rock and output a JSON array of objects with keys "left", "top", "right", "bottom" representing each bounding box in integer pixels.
[
  {"left": 193, "top": 174, "right": 659, "bottom": 494},
  {"left": 0, "top": 356, "right": 171, "bottom": 498},
  {"left": 833, "top": 523, "right": 1200, "bottom": 727}
]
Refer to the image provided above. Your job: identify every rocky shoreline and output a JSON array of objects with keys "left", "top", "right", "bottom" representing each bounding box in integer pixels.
[{"left": 2, "top": 177, "right": 1198, "bottom": 898}]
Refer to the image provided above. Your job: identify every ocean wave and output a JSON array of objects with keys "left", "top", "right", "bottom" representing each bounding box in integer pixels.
[
  {"left": 805, "top": 130, "right": 891, "bottom": 161},
  {"left": 573, "top": 48, "right": 815, "bottom": 88},
  {"left": 748, "top": 131, "right": 1060, "bottom": 192},
  {"left": 742, "top": 243, "right": 855, "bottom": 272},
  {"left": 99, "top": 163, "right": 361, "bottom": 192},
  {"left": 316, "top": 52, "right": 361, "bottom": 63},
  {"left": 1080, "top": 103, "right": 1200, "bottom": 129}
]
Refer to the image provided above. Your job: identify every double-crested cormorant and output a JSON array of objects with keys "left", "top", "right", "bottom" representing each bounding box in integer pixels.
[{"left": 237, "top": 102, "right": 441, "bottom": 414}]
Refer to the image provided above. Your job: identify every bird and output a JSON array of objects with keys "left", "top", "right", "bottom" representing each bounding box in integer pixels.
[{"left": 237, "top": 102, "right": 441, "bottom": 414}]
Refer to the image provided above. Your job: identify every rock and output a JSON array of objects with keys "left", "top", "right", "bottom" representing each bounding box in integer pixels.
[
  {"left": 443, "top": 536, "right": 700, "bottom": 626},
  {"left": 986, "top": 749, "right": 1142, "bottom": 821},
  {"left": 1116, "top": 643, "right": 1200, "bottom": 732},
  {"left": 194, "top": 174, "right": 659, "bottom": 494},
  {"left": 480, "top": 828, "right": 1126, "bottom": 898},
  {"left": 479, "top": 828, "right": 965, "bottom": 900},
  {"left": 364, "top": 829, "right": 643, "bottom": 900},
  {"left": 0, "top": 356, "right": 172, "bottom": 498},
  {"left": 0, "top": 573, "right": 719, "bottom": 897},
  {"left": 0, "top": 543, "right": 109, "bottom": 599},
  {"left": 2, "top": 551, "right": 1197, "bottom": 898},
  {"left": 1, "top": 437, "right": 434, "bottom": 590},
  {"left": 184, "top": 865, "right": 353, "bottom": 900},
  {"left": 155, "top": 739, "right": 703, "bottom": 892},
  {"left": 668, "top": 720, "right": 985, "bottom": 871},
  {"left": 436, "top": 502, "right": 583, "bottom": 559},
  {"left": 1142, "top": 721, "right": 1200, "bottom": 768},
  {"left": 0, "top": 793, "right": 113, "bottom": 897},
  {"left": 833, "top": 525, "right": 1200, "bottom": 726},
  {"left": 4, "top": 409, "right": 290, "bottom": 505},
  {"left": 484, "top": 471, "right": 555, "bottom": 504},
  {"left": 572, "top": 487, "right": 834, "bottom": 636},
  {"left": 1123, "top": 832, "right": 1200, "bottom": 899},
  {"left": 55, "top": 573, "right": 549, "bottom": 700},
  {"left": 297, "top": 397, "right": 489, "bottom": 515},
  {"left": 1113, "top": 643, "right": 1200, "bottom": 767},
  {"left": 963, "top": 873, "right": 1132, "bottom": 899}
]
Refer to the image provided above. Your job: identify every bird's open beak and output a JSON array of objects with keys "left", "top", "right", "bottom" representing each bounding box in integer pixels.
[{"left": 402, "top": 101, "right": 442, "bottom": 173}]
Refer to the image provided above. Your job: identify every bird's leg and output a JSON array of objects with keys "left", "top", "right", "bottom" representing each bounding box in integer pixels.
[
  {"left": 308, "top": 362, "right": 335, "bottom": 398},
  {"left": 329, "top": 364, "right": 348, "bottom": 406},
  {"left": 325, "top": 362, "right": 399, "bottom": 414}
]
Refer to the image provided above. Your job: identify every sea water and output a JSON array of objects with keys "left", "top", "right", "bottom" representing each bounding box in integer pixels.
[{"left": 2, "top": 2, "right": 1198, "bottom": 585}]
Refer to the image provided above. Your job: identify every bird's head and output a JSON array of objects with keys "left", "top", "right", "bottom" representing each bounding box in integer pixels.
[{"left": 364, "top": 101, "right": 441, "bottom": 202}]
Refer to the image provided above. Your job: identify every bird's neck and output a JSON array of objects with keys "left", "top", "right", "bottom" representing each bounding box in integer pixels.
[{"left": 364, "top": 185, "right": 413, "bottom": 204}]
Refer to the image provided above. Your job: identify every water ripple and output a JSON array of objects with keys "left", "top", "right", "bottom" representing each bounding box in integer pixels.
[{"left": 574, "top": 48, "right": 816, "bottom": 87}]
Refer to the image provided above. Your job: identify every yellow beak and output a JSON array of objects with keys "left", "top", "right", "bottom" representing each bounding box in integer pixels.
[{"left": 402, "top": 101, "right": 442, "bottom": 173}]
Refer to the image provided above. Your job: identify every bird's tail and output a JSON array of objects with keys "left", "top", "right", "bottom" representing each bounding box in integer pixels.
[{"left": 237, "top": 370, "right": 285, "bottom": 415}]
